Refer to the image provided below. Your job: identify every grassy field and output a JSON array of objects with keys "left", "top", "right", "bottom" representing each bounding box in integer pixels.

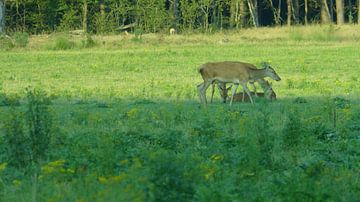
[{"left": 1, "top": 26, "right": 360, "bottom": 201}]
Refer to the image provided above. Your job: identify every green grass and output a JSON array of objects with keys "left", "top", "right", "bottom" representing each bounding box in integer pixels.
[{"left": 1, "top": 27, "right": 360, "bottom": 201}]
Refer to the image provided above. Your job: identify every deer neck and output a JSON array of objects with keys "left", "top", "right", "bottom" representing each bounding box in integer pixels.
[{"left": 248, "top": 68, "right": 267, "bottom": 80}]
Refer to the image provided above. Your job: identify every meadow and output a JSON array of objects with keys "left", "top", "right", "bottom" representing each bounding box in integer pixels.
[{"left": 0, "top": 25, "right": 360, "bottom": 201}]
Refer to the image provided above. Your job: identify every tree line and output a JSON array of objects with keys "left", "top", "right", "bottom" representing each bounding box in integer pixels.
[{"left": 0, "top": 0, "right": 359, "bottom": 34}]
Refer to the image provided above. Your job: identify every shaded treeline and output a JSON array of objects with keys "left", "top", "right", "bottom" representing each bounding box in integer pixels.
[{"left": 0, "top": 0, "right": 360, "bottom": 34}]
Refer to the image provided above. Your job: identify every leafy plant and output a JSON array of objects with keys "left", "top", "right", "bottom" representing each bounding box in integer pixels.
[
  {"left": 4, "top": 109, "right": 30, "bottom": 169},
  {"left": 14, "top": 32, "right": 29, "bottom": 48},
  {"left": 0, "top": 35, "right": 14, "bottom": 50},
  {"left": 52, "top": 35, "right": 75, "bottom": 50},
  {"left": 26, "top": 88, "right": 53, "bottom": 163}
]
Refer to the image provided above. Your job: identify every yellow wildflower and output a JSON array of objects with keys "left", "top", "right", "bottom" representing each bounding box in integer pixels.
[
  {"left": 12, "top": 179, "right": 22, "bottom": 187},
  {"left": 204, "top": 168, "right": 216, "bottom": 180},
  {"left": 67, "top": 168, "right": 75, "bottom": 174},
  {"left": 0, "top": 162, "right": 7, "bottom": 172},
  {"left": 48, "top": 159, "right": 66, "bottom": 167},
  {"left": 98, "top": 176, "right": 107, "bottom": 184},
  {"left": 211, "top": 154, "right": 224, "bottom": 162},
  {"left": 41, "top": 165, "right": 55, "bottom": 174},
  {"left": 127, "top": 108, "right": 138, "bottom": 118},
  {"left": 120, "top": 159, "right": 129, "bottom": 166},
  {"left": 110, "top": 173, "right": 126, "bottom": 183}
]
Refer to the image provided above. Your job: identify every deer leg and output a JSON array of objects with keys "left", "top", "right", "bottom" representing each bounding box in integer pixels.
[
  {"left": 217, "top": 82, "right": 227, "bottom": 103},
  {"left": 251, "top": 82, "right": 257, "bottom": 97},
  {"left": 229, "top": 83, "right": 239, "bottom": 106},
  {"left": 210, "top": 82, "right": 215, "bottom": 103},
  {"left": 201, "top": 80, "right": 212, "bottom": 104},
  {"left": 242, "top": 82, "right": 254, "bottom": 104},
  {"left": 224, "top": 84, "right": 233, "bottom": 103},
  {"left": 197, "top": 83, "right": 205, "bottom": 103}
]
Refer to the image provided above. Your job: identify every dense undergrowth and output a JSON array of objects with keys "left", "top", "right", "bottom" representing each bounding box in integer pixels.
[{"left": 0, "top": 90, "right": 359, "bottom": 201}]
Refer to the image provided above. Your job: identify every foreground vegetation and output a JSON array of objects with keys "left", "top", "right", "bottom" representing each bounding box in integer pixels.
[{"left": 0, "top": 26, "right": 360, "bottom": 201}]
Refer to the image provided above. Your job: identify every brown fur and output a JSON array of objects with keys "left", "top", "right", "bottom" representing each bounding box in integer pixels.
[
  {"left": 233, "top": 91, "right": 276, "bottom": 102},
  {"left": 197, "top": 61, "right": 281, "bottom": 105}
]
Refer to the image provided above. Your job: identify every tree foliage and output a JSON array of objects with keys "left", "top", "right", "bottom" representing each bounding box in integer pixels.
[{"left": 1, "top": 0, "right": 360, "bottom": 34}]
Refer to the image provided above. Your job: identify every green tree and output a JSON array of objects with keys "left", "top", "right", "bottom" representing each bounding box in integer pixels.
[
  {"left": 179, "top": 0, "right": 199, "bottom": 30},
  {"left": 336, "top": 0, "right": 344, "bottom": 24},
  {"left": 0, "top": 0, "right": 5, "bottom": 33}
]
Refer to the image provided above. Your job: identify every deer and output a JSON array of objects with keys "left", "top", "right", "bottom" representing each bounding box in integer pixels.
[
  {"left": 232, "top": 80, "right": 276, "bottom": 102},
  {"left": 197, "top": 61, "right": 281, "bottom": 106},
  {"left": 210, "top": 62, "right": 276, "bottom": 103},
  {"left": 210, "top": 81, "right": 232, "bottom": 103},
  {"left": 212, "top": 77, "right": 276, "bottom": 103},
  {"left": 213, "top": 80, "right": 276, "bottom": 103}
]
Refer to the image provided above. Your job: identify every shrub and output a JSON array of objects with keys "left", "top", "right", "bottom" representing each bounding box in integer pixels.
[
  {"left": 4, "top": 109, "right": 31, "bottom": 169},
  {"left": 52, "top": 35, "right": 75, "bottom": 50},
  {"left": 131, "top": 29, "right": 143, "bottom": 43},
  {"left": 0, "top": 35, "right": 14, "bottom": 50},
  {"left": 14, "top": 32, "right": 29, "bottom": 48},
  {"left": 282, "top": 110, "right": 304, "bottom": 148},
  {"left": 82, "top": 34, "right": 96, "bottom": 48},
  {"left": 0, "top": 93, "right": 21, "bottom": 106},
  {"left": 26, "top": 88, "right": 53, "bottom": 163}
]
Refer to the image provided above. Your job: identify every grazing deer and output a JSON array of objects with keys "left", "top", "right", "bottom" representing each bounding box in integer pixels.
[
  {"left": 233, "top": 80, "right": 276, "bottom": 102},
  {"left": 197, "top": 61, "right": 281, "bottom": 106},
  {"left": 210, "top": 81, "right": 232, "bottom": 103},
  {"left": 214, "top": 79, "right": 276, "bottom": 103}
]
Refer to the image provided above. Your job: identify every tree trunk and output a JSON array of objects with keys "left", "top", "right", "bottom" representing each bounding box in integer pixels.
[
  {"left": 267, "top": 0, "right": 281, "bottom": 25},
  {"left": 305, "top": 0, "right": 308, "bottom": 25},
  {"left": 99, "top": 0, "right": 105, "bottom": 33},
  {"left": 230, "top": 0, "right": 236, "bottom": 27},
  {"left": 336, "top": 0, "right": 344, "bottom": 24},
  {"left": 82, "top": 0, "right": 88, "bottom": 32},
  {"left": 321, "top": 0, "right": 331, "bottom": 24},
  {"left": 239, "top": 0, "right": 247, "bottom": 27},
  {"left": 0, "top": 0, "right": 5, "bottom": 33},
  {"left": 287, "top": 0, "right": 292, "bottom": 26},
  {"left": 169, "top": 0, "right": 179, "bottom": 28},
  {"left": 231, "top": 0, "right": 242, "bottom": 28},
  {"left": 99, "top": 0, "right": 105, "bottom": 16},
  {"left": 247, "top": 0, "right": 258, "bottom": 27},
  {"left": 292, "top": 0, "right": 299, "bottom": 24},
  {"left": 358, "top": 0, "right": 360, "bottom": 24},
  {"left": 329, "top": 0, "right": 334, "bottom": 21}
]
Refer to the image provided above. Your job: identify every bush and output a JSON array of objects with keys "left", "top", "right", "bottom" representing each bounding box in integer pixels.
[
  {"left": 0, "top": 35, "right": 14, "bottom": 50},
  {"left": 52, "top": 35, "right": 75, "bottom": 50},
  {"left": 14, "top": 32, "right": 29, "bottom": 48},
  {"left": 0, "top": 93, "right": 21, "bottom": 106},
  {"left": 82, "top": 34, "right": 96, "bottom": 48},
  {"left": 282, "top": 110, "right": 304, "bottom": 148},
  {"left": 131, "top": 29, "right": 143, "bottom": 43},
  {"left": 26, "top": 88, "right": 53, "bottom": 162},
  {"left": 4, "top": 109, "right": 30, "bottom": 169}
]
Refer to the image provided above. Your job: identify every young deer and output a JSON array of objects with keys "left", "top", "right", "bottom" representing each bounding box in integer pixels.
[
  {"left": 232, "top": 80, "right": 276, "bottom": 102},
  {"left": 197, "top": 61, "right": 281, "bottom": 106},
  {"left": 210, "top": 81, "right": 232, "bottom": 103},
  {"left": 214, "top": 80, "right": 276, "bottom": 103}
]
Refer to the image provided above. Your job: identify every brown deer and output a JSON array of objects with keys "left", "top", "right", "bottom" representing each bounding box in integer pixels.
[
  {"left": 210, "top": 81, "right": 232, "bottom": 103},
  {"left": 214, "top": 80, "right": 276, "bottom": 103},
  {"left": 197, "top": 61, "right": 281, "bottom": 106},
  {"left": 233, "top": 80, "right": 276, "bottom": 102}
]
